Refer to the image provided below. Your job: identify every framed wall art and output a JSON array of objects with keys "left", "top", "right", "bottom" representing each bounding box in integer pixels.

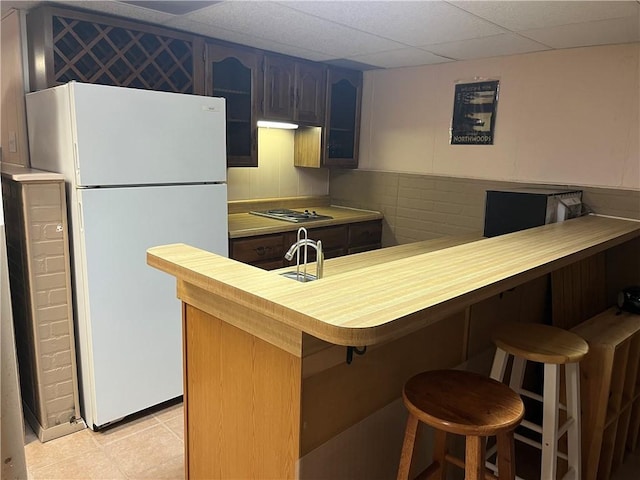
[{"left": 450, "top": 80, "right": 499, "bottom": 145}]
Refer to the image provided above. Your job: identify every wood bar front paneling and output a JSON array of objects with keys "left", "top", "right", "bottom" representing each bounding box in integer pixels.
[
  {"left": 183, "top": 304, "right": 302, "bottom": 479},
  {"left": 551, "top": 253, "right": 607, "bottom": 329},
  {"left": 300, "top": 311, "right": 466, "bottom": 455}
]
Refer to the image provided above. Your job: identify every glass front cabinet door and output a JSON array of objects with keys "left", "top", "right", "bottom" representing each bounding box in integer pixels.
[
  {"left": 206, "top": 43, "right": 262, "bottom": 167},
  {"left": 324, "top": 68, "right": 362, "bottom": 168}
]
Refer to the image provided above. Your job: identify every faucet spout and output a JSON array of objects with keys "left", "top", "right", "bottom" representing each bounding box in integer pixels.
[{"left": 284, "top": 238, "right": 317, "bottom": 261}]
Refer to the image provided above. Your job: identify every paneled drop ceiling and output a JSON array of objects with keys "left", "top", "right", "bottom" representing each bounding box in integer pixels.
[{"left": 2, "top": 1, "right": 639, "bottom": 69}]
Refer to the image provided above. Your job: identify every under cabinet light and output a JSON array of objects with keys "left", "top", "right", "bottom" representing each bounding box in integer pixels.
[{"left": 257, "top": 120, "right": 299, "bottom": 129}]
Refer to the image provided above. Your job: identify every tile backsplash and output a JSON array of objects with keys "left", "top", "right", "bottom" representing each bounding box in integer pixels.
[
  {"left": 330, "top": 169, "right": 640, "bottom": 247},
  {"left": 227, "top": 128, "right": 329, "bottom": 201}
]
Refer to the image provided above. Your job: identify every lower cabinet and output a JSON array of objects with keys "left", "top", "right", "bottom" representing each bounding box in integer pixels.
[
  {"left": 229, "top": 220, "right": 382, "bottom": 270},
  {"left": 347, "top": 220, "right": 382, "bottom": 254},
  {"left": 229, "top": 233, "right": 287, "bottom": 270}
]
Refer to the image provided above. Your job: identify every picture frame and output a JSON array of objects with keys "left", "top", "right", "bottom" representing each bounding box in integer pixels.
[{"left": 450, "top": 80, "right": 499, "bottom": 145}]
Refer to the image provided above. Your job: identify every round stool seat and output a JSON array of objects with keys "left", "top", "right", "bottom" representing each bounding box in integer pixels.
[
  {"left": 403, "top": 369, "right": 524, "bottom": 437},
  {"left": 492, "top": 323, "right": 588, "bottom": 364}
]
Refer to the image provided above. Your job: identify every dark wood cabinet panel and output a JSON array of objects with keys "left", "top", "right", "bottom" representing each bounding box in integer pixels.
[
  {"left": 263, "top": 54, "right": 326, "bottom": 125},
  {"left": 229, "top": 233, "right": 286, "bottom": 269},
  {"left": 26, "top": 5, "right": 203, "bottom": 93},
  {"left": 348, "top": 220, "right": 382, "bottom": 249},
  {"left": 263, "top": 55, "right": 296, "bottom": 122},
  {"left": 294, "top": 67, "right": 362, "bottom": 169},
  {"left": 230, "top": 220, "right": 382, "bottom": 269},
  {"left": 206, "top": 43, "right": 262, "bottom": 167},
  {"left": 323, "top": 68, "right": 362, "bottom": 168},
  {"left": 295, "top": 62, "right": 326, "bottom": 125}
]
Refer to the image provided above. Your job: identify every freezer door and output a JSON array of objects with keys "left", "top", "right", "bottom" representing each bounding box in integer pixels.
[
  {"left": 74, "top": 184, "right": 227, "bottom": 427},
  {"left": 70, "top": 83, "right": 226, "bottom": 186}
]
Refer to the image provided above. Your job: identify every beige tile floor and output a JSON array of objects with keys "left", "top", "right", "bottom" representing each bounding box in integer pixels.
[
  {"left": 24, "top": 400, "right": 184, "bottom": 480},
  {"left": 23, "top": 400, "right": 640, "bottom": 480}
]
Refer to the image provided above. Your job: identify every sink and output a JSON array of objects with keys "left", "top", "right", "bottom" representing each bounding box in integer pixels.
[{"left": 279, "top": 271, "right": 317, "bottom": 282}]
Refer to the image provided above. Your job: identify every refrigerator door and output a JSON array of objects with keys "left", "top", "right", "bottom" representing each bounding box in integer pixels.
[
  {"left": 70, "top": 82, "right": 226, "bottom": 186},
  {"left": 74, "top": 183, "right": 227, "bottom": 427}
]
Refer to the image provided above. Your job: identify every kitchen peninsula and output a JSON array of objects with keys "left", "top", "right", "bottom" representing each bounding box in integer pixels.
[{"left": 147, "top": 214, "right": 640, "bottom": 479}]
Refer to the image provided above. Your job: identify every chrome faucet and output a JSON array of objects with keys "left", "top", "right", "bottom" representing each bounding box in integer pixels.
[{"left": 284, "top": 227, "right": 324, "bottom": 281}]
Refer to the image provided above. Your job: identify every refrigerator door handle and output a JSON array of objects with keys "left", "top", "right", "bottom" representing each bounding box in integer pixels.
[
  {"left": 78, "top": 200, "right": 84, "bottom": 233},
  {"left": 74, "top": 142, "right": 81, "bottom": 184}
]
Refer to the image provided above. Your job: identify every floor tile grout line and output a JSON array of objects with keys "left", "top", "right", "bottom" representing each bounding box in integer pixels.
[
  {"left": 158, "top": 420, "right": 185, "bottom": 444},
  {"left": 98, "top": 436, "right": 136, "bottom": 480}
]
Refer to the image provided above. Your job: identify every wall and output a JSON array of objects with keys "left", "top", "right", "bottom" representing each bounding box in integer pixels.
[
  {"left": 332, "top": 43, "right": 639, "bottom": 246},
  {"left": 359, "top": 43, "right": 639, "bottom": 190},
  {"left": 1, "top": 9, "right": 30, "bottom": 167},
  {"left": 1, "top": 172, "right": 28, "bottom": 479},
  {"left": 227, "top": 128, "right": 329, "bottom": 201},
  {"left": 0, "top": 11, "right": 29, "bottom": 478}
]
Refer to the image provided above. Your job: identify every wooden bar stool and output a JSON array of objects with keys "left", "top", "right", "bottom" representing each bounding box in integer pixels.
[
  {"left": 397, "top": 369, "right": 525, "bottom": 480},
  {"left": 490, "top": 323, "right": 589, "bottom": 480}
]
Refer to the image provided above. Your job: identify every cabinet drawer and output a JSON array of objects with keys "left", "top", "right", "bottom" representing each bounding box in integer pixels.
[
  {"left": 230, "top": 234, "right": 285, "bottom": 265},
  {"left": 348, "top": 221, "right": 382, "bottom": 248}
]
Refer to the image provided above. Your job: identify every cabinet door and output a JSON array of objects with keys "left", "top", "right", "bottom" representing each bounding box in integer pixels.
[
  {"left": 207, "top": 43, "right": 261, "bottom": 167},
  {"left": 263, "top": 55, "right": 295, "bottom": 121},
  {"left": 323, "top": 68, "right": 362, "bottom": 168},
  {"left": 295, "top": 62, "right": 326, "bottom": 125},
  {"left": 347, "top": 220, "right": 382, "bottom": 254},
  {"left": 229, "top": 234, "right": 285, "bottom": 270}
]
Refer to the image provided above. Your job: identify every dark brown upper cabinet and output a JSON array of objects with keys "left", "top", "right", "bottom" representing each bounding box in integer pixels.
[
  {"left": 206, "top": 43, "right": 262, "bottom": 167},
  {"left": 294, "top": 67, "right": 362, "bottom": 169},
  {"left": 323, "top": 68, "right": 362, "bottom": 168},
  {"left": 26, "top": 5, "right": 204, "bottom": 94},
  {"left": 24, "top": 4, "right": 362, "bottom": 170},
  {"left": 263, "top": 55, "right": 326, "bottom": 126}
]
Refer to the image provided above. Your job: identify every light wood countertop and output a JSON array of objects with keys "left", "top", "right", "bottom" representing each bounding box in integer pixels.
[
  {"left": 148, "top": 215, "right": 640, "bottom": 347},
  {"left": 272, "top": 232, "right": 483, "bottom": 277},
  {"left": 228, "top": 205, "right": 383, "bottom": 238}
]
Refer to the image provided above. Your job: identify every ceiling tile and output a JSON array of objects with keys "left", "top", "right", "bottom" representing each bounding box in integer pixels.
[
  {"left": 280, "top": 1, "right": 507, "bottom": 46},
  {"left": 53, "top": 1, "right": 175, "bottom": 23},
  {"left": 165, "top": 16, "right": 334, "bottom": 61},
  {"left": 121, "top": 1, "right": 220, "bottom": 15},
  {"left": 521, "top": 16, "right": 640, "bottom": 48},
  {"left": 426, "top": 33, "right": 551, "bottom": 60},
  {"left": 323, "top": 58, "right": 381, "bottom": 71},
  {"left": 178, "top": 1, "right": 405, "bottom": 57},
  {"left": 348, "top": 47, "right": 455, "bottom": 69},
  {"left": 451, "top": 0, "right": 640, "bottom": 32}
]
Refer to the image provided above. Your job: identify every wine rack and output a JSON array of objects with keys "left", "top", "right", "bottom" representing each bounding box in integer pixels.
[{"left": 27, "top": 5, "right": 203, "bottom": 94}]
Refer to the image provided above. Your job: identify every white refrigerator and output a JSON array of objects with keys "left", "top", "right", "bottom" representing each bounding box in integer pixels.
[{"left": 26, "top": 81, "right": 228, "bottom": 429}]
